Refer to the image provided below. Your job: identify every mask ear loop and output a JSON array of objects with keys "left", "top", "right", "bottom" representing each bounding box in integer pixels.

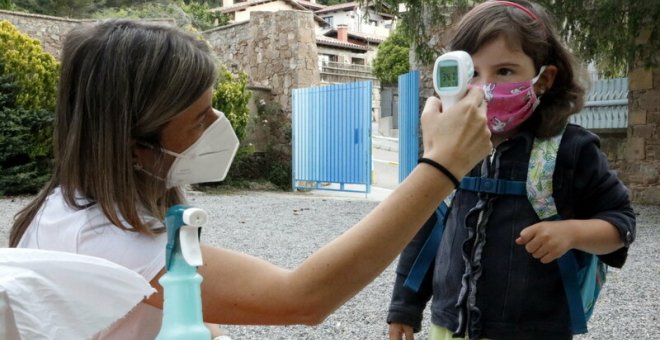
[
  {"left": 136, "top": 141, "right": 183, "bottom": 158},
  {"left": 133, "top": 141, "right": 169, "bottom": 183},
  {"left": 532, "top": 65, "right": 547, "bottom": 84},
  {"left": 532, "top": 66, "right": 548, "bottom": 111}
]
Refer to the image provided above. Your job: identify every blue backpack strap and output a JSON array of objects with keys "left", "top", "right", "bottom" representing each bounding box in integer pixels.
[
  {"left": 557, "top": 251, "right": 589, "bottom": 334},
  {"left": 403, "top": 176, "right": 526, "bottom": 293},
  {"left": 403, "top": 201, "right": 449, "bottom": 292},
  {"left": 460, "top": 177, "right": 526, "bottom": 196}
]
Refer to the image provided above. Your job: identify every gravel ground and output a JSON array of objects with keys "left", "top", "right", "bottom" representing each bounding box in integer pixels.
[{"left": 0, "top": 191, "right": 658, "bottom": 339}]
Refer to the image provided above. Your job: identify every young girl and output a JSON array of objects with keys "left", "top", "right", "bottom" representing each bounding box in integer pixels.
[
  {"left": 387, "top": 1, "right": 636, "bottom": 339},
  {"left": 8, "top": 20, "right": 492, "bottom": 338}
]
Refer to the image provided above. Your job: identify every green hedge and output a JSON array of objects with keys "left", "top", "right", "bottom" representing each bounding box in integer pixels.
[
  {"left": 0, "top": 21, "right": 58, "bottom": 196},
  {"left": 0, "top": 21, "right": 59, "bottom": 111},
  {"left": 0, "top": 69, "right": 54, "bottom": 195},
  {"left": 212, "top": 65, "right": 251, "bottom": 142}
]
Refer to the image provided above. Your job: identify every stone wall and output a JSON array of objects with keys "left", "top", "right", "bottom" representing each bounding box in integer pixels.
[
  {"left": 203, "top": 21, "right": 251, "bottom": 73},
  {"left": 203, "top": 10, "right": 320, "bottom": 114},
  {"left": 0, "top": 10, "right": 175, "bottom": 59},
  {"left": 0, "top": 10, "right": 88, "bottom": 58},
  {"left": 621, "top": 66, "right": 659, "bottom": 204}
]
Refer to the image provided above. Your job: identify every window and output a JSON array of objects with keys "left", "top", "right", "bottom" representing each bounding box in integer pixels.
[
  {"left": 351, "top": 58, "right": 365, "bottom": 65},
  {"left": 319, "top": 54, "right": 331, "bottom": 66},
  {"left": 323, "top": 16, "right": 333, "bottom": 26}
]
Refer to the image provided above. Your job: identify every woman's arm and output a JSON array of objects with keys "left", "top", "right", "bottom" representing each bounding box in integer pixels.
[{"left": 146, "top": 88, "right": 491, "bottom": 325}]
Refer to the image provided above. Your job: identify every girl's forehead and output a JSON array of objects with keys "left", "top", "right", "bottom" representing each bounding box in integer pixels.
[
  {"left": 478, "top": 33, "right": 524, "bottom": 54},
  {"left": 474, "top": 35, "right": 525, "bottom": 58}
]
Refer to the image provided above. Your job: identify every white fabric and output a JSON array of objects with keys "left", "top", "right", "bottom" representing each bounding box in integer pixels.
[
  {"left": 17, "top": 187, "right": 168, "bottom": 339},
  {"left": 0, "top": 248, "right": 155, "bottom": 340}
]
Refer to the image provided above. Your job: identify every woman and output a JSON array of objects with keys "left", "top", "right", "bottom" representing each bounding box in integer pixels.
[{"left": 10, "top": 20, "right": 491, "bottom": 338}]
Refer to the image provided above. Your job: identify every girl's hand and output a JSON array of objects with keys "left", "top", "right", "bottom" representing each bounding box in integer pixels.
[
  {"left": 517, "top": 219, "right": 625, "bottom": 263},
  {"left": 388, "top": 322, "right": 415, "bottom": 340},
  {"left": 516, "top": 220, "right": 575, "bottom": 264},
  {"left": 421, "top": 87, "right": 491, "bottom": 181}
]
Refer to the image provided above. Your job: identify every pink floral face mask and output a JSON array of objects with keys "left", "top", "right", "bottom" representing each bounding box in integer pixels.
[{"left": 481, "top": 66, "right": 546, "bottom": 134}]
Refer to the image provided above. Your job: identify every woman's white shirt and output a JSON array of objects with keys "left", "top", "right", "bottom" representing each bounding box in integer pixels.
[{"left": 17, "top": 187, "right": 167, "bottom": 339}]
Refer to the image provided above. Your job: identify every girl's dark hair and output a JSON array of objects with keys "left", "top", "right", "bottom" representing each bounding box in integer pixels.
[
  {"left": 448, "top": 0, "right": 587, "bottom": 137},
  {"left": 10, "top": 20, "right": 218, "bottom": 247}
]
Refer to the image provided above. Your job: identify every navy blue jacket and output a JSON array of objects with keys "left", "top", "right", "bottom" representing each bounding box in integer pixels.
[{"left": 387, "top": 124, "right": 636, "bottom": 340}]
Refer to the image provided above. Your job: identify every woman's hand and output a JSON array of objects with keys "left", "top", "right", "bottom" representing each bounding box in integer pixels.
[{"left": 421, "top": 87, "right": 491, "bottom": 180}]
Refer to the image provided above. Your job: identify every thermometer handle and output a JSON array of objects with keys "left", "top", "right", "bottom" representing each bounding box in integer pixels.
[{"left": 440, "top": 96, "right": 459, "bottom": 113}]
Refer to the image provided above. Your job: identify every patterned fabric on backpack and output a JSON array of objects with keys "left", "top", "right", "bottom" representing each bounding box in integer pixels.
[
  {"left": 528, "top": 129, "right": 607, "bottom": 334},
  {"left": 527, "top": 132, "right": 562, "bottom": 220}
]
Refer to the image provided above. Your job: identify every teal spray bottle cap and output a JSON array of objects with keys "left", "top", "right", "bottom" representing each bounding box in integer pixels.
[{"left": 156, "top": 205, "right": 211, "bottom": 340}]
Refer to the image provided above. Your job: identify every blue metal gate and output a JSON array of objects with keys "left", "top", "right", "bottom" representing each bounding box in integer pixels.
[
  {"left": 292, "top": 81, "right": 372, "bottom": 193},
  {"left": 398, "top": 71, "right": 420, "bottom": 183}
]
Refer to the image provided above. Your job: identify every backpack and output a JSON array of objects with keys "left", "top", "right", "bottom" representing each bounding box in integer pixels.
[{"left": 403, "top": 129, "right": 607, "bottom": 335}]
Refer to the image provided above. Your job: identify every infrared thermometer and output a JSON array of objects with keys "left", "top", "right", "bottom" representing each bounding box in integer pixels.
[{"left": 432, "top": 51, "right": 474, "bottom": 112}]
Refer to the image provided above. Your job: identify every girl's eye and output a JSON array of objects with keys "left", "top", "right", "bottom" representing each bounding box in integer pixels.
[
  {"left": 497, "top": 68, "right": 514, "bottom": 76},
  {"left": 472, "top": 71, "right": 479, "bottom": 78}
]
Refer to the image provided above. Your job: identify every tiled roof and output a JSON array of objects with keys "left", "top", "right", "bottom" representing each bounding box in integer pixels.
[
  {"left": 218, "top": 0, "right": 329, "bottom": 27},
  {"left": 315, "top": 35, "right": 368, "bottom": 51},
  {"left": 314, "top": 2, "right": 358, "bottom": 14},
  {"left": 324, "top": 29, "right": 385, "bottom": 44},
  {"left": 220, "top": 0, "right": 304, "bottom": 13},
  {"left": 313, "top": 1, "right": 395, "bottom": 18},
  {"left": 296, "top": 0, "right": 325, "bottom": 10}
]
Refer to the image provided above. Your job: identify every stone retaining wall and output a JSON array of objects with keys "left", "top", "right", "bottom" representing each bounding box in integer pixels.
[
  {"left": 622, "top": 66, "right": 659, "bottom": 204},
  {"left": 0, "top": 10, "right": 174, "bottom": 59},
  {"left": 203, "top": 10, "right": 320, "bottom": 114}
]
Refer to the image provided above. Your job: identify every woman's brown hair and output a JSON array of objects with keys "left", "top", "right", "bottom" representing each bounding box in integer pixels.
[
  {"left": 10, "top": 20, "right": 218, "bottom": 247},
  {"left": 448, "top": 0, "right": 587, "bottom": 137}
]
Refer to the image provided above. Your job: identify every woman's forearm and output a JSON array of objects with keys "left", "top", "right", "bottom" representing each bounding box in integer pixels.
[{"left": 288, "top": 163, "right": 456, "bottom": 321}]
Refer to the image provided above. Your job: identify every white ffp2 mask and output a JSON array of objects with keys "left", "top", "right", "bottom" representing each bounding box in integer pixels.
[{"left": 159, "top": 110, "right": 239, "bottom": 188}]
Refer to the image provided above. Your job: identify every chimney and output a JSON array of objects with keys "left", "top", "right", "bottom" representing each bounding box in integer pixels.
[
  {"left": 337, "top": 24, "right": 348, "bottom": 42},
  {"left": 223, "top": 0, "right": 234, "bottom": 7}
]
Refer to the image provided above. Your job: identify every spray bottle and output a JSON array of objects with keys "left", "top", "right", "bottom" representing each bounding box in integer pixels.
[{"left": 156, "top": 204, "right": 211, "bottom": 340}]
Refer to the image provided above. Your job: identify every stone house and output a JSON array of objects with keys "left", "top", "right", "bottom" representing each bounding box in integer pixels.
[
  {"left": 314, "top": 1, "right": 395, "bottom": 38},
  {"left": 214, "top": 0, "right": 328, "bottom": 32}
]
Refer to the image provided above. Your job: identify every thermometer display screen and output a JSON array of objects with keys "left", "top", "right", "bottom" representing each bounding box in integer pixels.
[{"left": 439, "top": 65, "right": 458, "bottom": 87}]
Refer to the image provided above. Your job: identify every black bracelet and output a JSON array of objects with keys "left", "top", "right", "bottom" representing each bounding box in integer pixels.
[{"left": 418, "top": 158, "right": 460, "bottom": 189}]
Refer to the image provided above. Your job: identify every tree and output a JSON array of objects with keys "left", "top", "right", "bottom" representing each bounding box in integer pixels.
[
  {"left": 372, "top": 24, "right": 409, "bottom": 84},
  {"left": 212, "top": 65, "right": 251, "bottom": 142},
  {"left": 318, "top": 0, "right": 352, "bottom": 5},
  {"left": 0, "top": 20, "right": 59, "bottom": 195},
  {"left": 14, "top": 0, "right": 107, "bottom": 18},
  {"left": 0, "top": 20, "right": 59, "bottom": 111},
  {"left": 365, "top": 0, "right": 659, "bottom": 76},
  {"left": 0, "top": 0, "right": 13, "bottom": 10},
  {"left": 92, "top": 1, "right": 229, "bottom": 31}
]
